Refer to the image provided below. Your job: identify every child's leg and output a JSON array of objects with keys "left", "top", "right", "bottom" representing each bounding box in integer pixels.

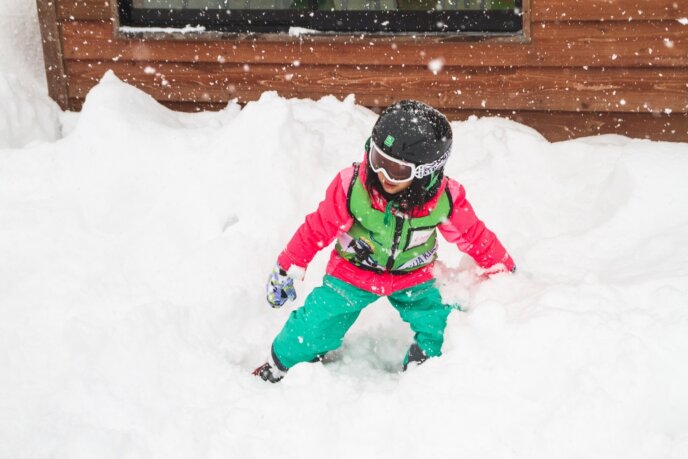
[
  {"left": 272, "top": 275, "right": 379, "bottom": 369},
  {"left": 388, "top": 280, "right": 452, "bottom": 365}
]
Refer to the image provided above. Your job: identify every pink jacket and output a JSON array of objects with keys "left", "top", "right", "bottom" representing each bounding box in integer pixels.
[{"left": 278, "top": 160, "right": 515, "bottom": 295}]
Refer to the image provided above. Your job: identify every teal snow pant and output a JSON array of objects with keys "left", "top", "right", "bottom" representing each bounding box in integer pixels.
[{"left": 272, "top": 275, "right": 452, "bottom": 370}]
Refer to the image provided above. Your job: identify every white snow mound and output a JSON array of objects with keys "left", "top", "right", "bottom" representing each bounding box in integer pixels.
[
  {"left": 0, "top": 72, "right": 61, "bottom": 149},
  {"left": 0, "top": 72, "right": 687, "bottom": 459}
]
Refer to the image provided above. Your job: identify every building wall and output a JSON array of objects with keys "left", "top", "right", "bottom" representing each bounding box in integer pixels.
[{"left": 41, "top": 0, "right": 688, "bottom": 141}]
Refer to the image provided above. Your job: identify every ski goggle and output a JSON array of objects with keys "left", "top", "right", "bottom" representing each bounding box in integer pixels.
[
  {"left": 368, "top": 141, "right": 450, "bottom": 184},
  {"left": 368, "top": 142, "right": 417, "bottom": 183}
]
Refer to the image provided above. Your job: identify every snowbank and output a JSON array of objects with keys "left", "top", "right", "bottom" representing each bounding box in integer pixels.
[
  {"left": 0, "top": 1, "right": 61, "bottom": 148},
  {"left": 0, "top": 73, "right": 61, "bottom": 148},
  {"left": 0, "top": 0, "right": 46, "bottom": 83},
  {"left": 1, "top": 72, "right": 687, "bottom": 458}
]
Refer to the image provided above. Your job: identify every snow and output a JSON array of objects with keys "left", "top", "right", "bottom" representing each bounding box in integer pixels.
[
  {"left": 0, "top": 0, "right": 61, "bottom": 149},
  {"left": 428, "top": 58, "right": 446, "bottom": 75},
  {"left": 288, "top": 27, "right": 322, "bottom": 37},
  {"left": 119, "top": 25, "right": 207, "bottom": 35},
  {"left": 0, "top": 72, "right": 61, "bottom": 148},
  {"left": 2, "top": 3, "right": 688, "bottom": 459}
]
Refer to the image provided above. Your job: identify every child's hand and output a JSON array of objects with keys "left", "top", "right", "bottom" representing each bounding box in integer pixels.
[
  {"left": 478, "top": 263, "right": 517, "bottom": 280},
  {"left": 266, "top": 263, "right": 297, "bottom": 308}
]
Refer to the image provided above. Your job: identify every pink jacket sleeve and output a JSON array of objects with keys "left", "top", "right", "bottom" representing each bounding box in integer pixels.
[
  {"left": 277, "top": 167, "right": 355, "bottom": 271},
  {"left": 438, "top": 178, "right": 515, "bottom": 272}
]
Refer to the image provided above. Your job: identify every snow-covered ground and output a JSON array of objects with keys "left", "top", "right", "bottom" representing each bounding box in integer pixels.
[{"left": 1, "top": 3, "right": 688, "bottom": 459}]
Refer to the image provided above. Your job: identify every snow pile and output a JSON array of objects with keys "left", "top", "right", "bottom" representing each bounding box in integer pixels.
[
  {"left": 0, "top": 1, "right": 61, "bottom": 148},
  {"left": 1, "top": 72, "right": 687, "bottom": 458},
  {"left": 0, "top": 73, "right": 61, "bottom": 148},
  {"left": 0, "top": 0, "right": 46, "bottom": 83}
]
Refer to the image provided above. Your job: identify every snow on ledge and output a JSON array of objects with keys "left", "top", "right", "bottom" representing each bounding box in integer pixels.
[
  {"left": 119, "top": 24, "right": 207, "bottom": 35},
  {"left": 288, "top": 27, "right": 322, "bottom": 37}
]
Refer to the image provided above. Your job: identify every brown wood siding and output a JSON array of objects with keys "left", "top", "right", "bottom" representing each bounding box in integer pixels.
[
  {"left": 65, "top": 61, "right": 688, "bottom": 113},
  {"left": 61, "top": 21, "right": 688, "bottom": 68},
  {"left": 57, "top": 0, "right": 688, "bottom": 22},
  {"left": 36, "top": 0, "right": 70, "bottom": 110},
  {"left": 49, "top": 0, "right": 688, "bottom": 141},
  {"left": 532, "top": 0, "right": 686, "bottom": 21}
]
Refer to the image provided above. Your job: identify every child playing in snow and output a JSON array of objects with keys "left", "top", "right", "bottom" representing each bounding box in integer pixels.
[{"left": 254, "top": 100, "right": 515, "bottom": 383}]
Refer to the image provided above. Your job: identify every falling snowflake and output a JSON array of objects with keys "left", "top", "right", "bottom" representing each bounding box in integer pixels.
[{"left": 428, "top": 58, "right": 445, "bottom": 75}]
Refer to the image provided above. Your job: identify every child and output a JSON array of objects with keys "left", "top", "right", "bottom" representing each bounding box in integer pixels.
[{"left": 254, "top": 100, "right": 515, "bottom": 383}]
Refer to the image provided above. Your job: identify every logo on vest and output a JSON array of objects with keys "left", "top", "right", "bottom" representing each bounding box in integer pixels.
[
  {"left": 339, "top": 234, "right": 380, "bottom": 270},
  {"left": 395, "top": 244, "right": 438, "bottom": 271}
]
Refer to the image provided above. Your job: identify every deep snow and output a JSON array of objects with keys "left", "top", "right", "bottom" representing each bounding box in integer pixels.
[
  {"left": 0, "top": 0, "right": 61, "bottom": 149},
  {"left": 1, "top": 4, "right": 688, "bottom": 459}
]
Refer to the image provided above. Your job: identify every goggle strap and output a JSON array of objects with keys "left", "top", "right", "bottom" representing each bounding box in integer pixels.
[{"left": 414, "top": 150, "right": 450, "bottom": 179}]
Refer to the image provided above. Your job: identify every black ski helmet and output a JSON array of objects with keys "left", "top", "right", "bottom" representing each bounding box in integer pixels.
[{"left": 371, "top": 100, "right": 452, "bottom": 166}]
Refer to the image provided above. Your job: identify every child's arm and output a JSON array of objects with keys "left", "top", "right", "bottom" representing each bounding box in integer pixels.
[
  {"left": 277, "top": 167, "right": 354, "bottom": 273},
  {"left": 438, "top": 178, "right": 516, "bottom": 273}
]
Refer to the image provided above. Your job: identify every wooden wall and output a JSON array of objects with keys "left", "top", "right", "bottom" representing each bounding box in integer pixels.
[{"left": 40, "top": 0, "right": 688, "bottom": 141}]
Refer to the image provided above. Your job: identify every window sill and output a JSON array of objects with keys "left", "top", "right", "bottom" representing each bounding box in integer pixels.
[{"left": 115, "top": 26, "right": 528, "bottom": 44}]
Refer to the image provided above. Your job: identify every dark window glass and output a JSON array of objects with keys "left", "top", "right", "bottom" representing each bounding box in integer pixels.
[{"left": 121, "top": 0, "right": 522, "bottom": 33}]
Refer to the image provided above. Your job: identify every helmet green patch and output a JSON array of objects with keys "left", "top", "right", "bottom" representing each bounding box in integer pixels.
[{"left": 384, "top": 135, "right": 395, "bottom": 147}]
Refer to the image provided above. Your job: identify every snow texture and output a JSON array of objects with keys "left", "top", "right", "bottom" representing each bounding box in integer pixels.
[
  {"left": 1, "top": 3, "right": 688, "bottom": 459},
  {"left": 119, "top": 25, "right": 207, "bottom": 35},
  {"left": 0, "top": 0, "right": 61, "bottom": 149},
  {"left": 288, "top": 27, "right": 322, "bottom": 37}
]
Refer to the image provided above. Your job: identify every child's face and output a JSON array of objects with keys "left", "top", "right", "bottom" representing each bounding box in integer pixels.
[{"left": 377, "top": 171, "right": 413, "bottom": 195}]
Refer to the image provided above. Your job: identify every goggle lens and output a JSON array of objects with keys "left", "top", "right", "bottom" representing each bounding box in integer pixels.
[{"left": 369, "top": 144, "right": 415, "bottom": 183}]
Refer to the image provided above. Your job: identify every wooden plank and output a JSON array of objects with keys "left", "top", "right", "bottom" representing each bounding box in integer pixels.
[
  {"left": 65, "top": 61, "right": 688, "bottom": 113},
  {"left": 65, "top": 97, "right": 688, "bottom": 142},
  {"left": 442, "top": 110, "right": 688, "bottom": 142},
  {"left": 58, "top": 0, "right": 688, "bottom": 22},
  {"left": 61, "top": 20, "right": 688, "bottom": 68},
  {"left": 36, "top": 0, "right": 70, "bottom": 110},
  {"left": 533, "top": 0, "right": 687, "bottom": 22},
  {"left": 68, "top": 98, "right": 229, "bottom": 112},
  {"left": 57, "top": 0, "right": 113, "bottom": 21}
]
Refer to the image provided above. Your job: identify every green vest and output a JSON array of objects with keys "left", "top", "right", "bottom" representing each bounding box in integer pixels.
[{"left": 335, "top": 167, "right": 452, "bottom": 274}]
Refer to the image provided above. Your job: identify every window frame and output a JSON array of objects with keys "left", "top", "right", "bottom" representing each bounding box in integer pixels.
[{"left": 118, "top": 1, "right": 524, "bottom": 35}]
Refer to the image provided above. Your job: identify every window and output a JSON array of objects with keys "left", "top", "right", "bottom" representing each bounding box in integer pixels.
[{"left": 119, "top": 1, "right": 523, "bottom": 34}]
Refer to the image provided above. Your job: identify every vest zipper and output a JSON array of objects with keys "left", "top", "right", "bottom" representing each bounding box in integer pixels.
[{"left": 386, "top": 215, "right": 404, "bottom": 271}]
